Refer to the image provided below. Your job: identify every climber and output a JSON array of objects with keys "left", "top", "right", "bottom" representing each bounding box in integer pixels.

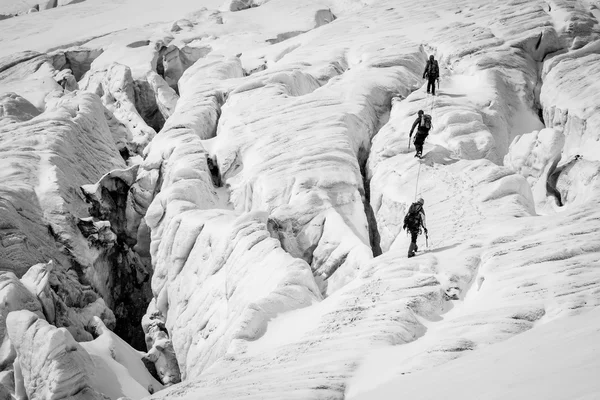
[
  {"left": 207, "top": 155, "right": 222, "bottom": 187},
  {"left": 423, "top": 55, "right": 440, "bottom": 95},
  {"left": 408, "top": 110, "right": 432, "bottom": 159},
  {"left": 403, "top": 197, "right": 427, "bottom": 258}
]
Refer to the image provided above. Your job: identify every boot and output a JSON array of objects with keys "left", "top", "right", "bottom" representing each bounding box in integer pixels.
[{"left": 408, "top": 242, "right": 417, "bottom": 258}]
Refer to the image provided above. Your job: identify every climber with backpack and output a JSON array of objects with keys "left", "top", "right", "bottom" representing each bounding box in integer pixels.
[
  {"left": 423, "top": 55, "right": 440, "bottom": 95},
  {"left": 408, "top": 110, "right": 432, "bottom": 159},
  {"left": 403, "top": 197, "right": 428, "bottom": 258}
]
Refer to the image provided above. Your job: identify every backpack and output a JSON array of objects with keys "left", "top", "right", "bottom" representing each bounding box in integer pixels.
[
  {"left": 428, "top": 60, "right": 439, "bottom": 78},
  {"left": 420, "top": 114, "right": 432, "bottom": 130},
  {"left": 403, "top": 202, "right": 424, "bottom": 231}
]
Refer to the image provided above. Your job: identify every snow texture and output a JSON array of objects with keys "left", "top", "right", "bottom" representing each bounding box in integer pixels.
[{"left": 0, "top": 0, "right": 599, "bottom": 399}]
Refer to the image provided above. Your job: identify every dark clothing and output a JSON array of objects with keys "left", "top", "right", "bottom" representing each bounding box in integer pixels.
[
  {"left": 427, "top": 77, "right": 436, "bottom": 95},
  {"left": 414, "top": 132, "right": 428, "bottom": 156},
  {"left": 423, "top": 59, "right": 439, "bottom": 79},
  {"left": 409, "top": 116, "right": 430, "bottom": 137},
  {"left": 409, "top": 115, "right": 423, "bottom": 137},
  {"left": 409, "top": 116, "right": 430, "bottom": 157},
  {"left": 404, "top": 202, "right": 427, "bottom": 257},
  {"left": 424, "top": 58, "right": 439, "bottom": 96},
  {"left": 404, "top": 203, "right": 426, "bottom": 233},
  {"left": 207, "top": 157, "right": 222, "bottom": 187},
  {"left": 408, "top": 230, "right": 419, "bottom": 257}
]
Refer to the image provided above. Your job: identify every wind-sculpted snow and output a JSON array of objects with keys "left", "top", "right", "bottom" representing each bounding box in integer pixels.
[
  {"left": 0, "top": 0, "right": 599, "bottom": 398},
  {"left": 150, "top": 210, "right": 321, "bottom": 379},
  {"left": 80, "top": 63, "right": 156, "bottom": 157},
  {"left": 7, "top": 310, "right": 159, "bottom": 400},
  {"left": 81, "top": 317, "right": 163, "bottom": 396},
  {"left": 504, "top": 128, "right": 565, "bottom": 210},
  {"left": 0, "top": 91, "right": 124, "bottom": 276},
  {"left": 347, "top": 199, "right": 600, "bottom": 399},
  {"left": 7, "top": 311, "right": 108, "bottom": 400},
  {"left": 540, "top": 42, "right": 600, "bottom": 161},
  {"left": 0, "top": 83, "right": 154, "bottom": 394},
  {"left": 0, "top": 265, "right": 156, "bottom": 400},
  {"left": 351, "top": 307, "right": 600, "bottom": 400},
  {"left": 145, "top": 154, "right": 548, "bottom": 399},
  {"left": 551, "top": 156, "right": 600, "bottom": 206},
  {"left": 136, "top": 56, "right": 323, "bottom": 380},
  {"left": 0, "top": 272, "right": 43, "bottom": 374},
  {"left": 212, "top": 44, "right": 427, "bottom": 293},
  {"left": 21, "top": 261, "right": 116, "bottom": 342},
  {"left": 146, "top": 71, "right": 178, "bottom": 120},
  {"left": 161, "top": 55, "right": 244, "bottom": 137}
]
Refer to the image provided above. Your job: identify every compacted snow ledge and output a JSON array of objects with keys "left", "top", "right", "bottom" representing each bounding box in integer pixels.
[{"left": 347, "top": 307, "right": 600, "bottom": 400}]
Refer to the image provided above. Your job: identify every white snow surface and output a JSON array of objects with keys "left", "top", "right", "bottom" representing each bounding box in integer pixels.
[
  {"left": 80, "top": 317, "right": 163, "bottom": 398},
  {"left": 0, "top": 0, "right": 600, "bottom": 399},
  {"left": 348, "top": 307, "right": 600, "bottom": 400}
]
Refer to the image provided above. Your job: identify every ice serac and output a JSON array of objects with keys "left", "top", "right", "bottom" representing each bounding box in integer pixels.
[
  {"left": 150, "top": 210, "right": 321, "bottom": 379},
  {"left": 7, "top": 310, "right": 108, "bottom": 400},
  {"left": 135, "top": 55, "right": 240, "bottom": 383},
  {"left": 0, "top": 90, "right": 124, "bottom": 277},
  {"left": 540, "top": 41, "right": 600, "bottom": 161},
  {"left": 146, "top": 71, "right": 178, "bottom": 120},
  {"left": 7, "top": 310, "right": 157, "bottom": 400},
  {"left": 21, "top": 261, "right": 116, "bottom": 342},
  {"left": 157, "top": 44, "right": 212, "bottom": 90},
  {"left": 0, "top": 272, "right": 43, "bottom": 376},
  {"left": 80, "top": 63, "right": 156, "bottom": 157},
  {"left": 161, "top": 54, "right": 244, "bottom": 137},
  {"left": 142, "top": 300, "right": 181, "bottom": 386},
  {"left": 550, "top": 156, "right": 600, "bottom": 206},
  {"left": 0, "top": 63, "right": 152, "bottom": 348},
  {"left": 81, "top": 317, "right": 163, "bottom": 395},
  {"left": 0, "top": 52, "right": 62, "bottom": 111},
  {"left": 213, "top": 41, "right": 425, "bottom": 292},
  {"left": 137, "top": 52, "right": 321, "bottom": 381},
  {"left": 504, "top": 127, "right": 565, "bottom": 210}
]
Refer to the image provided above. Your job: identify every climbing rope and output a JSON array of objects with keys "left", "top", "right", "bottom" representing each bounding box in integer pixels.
[
  {"left": 408, "top": 73, "right": 442, "bottom": 249},
  {"left": 413, "top": 90, "right": 437, "bottom": 201},
  {"left": 414, "top": 161, "right": 422, "bottom": 201}
]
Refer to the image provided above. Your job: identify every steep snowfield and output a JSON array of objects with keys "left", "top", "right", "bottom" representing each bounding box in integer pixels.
[{"left": 0, "top": 0, "right": 599, "bottom": 399}]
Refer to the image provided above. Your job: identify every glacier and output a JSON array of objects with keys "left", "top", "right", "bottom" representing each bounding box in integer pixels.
[{"left": 0, "top": 0, "right": 599, "bottom": 399}]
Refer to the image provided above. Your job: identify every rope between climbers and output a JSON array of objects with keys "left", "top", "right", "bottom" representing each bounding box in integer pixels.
[
  {"left": 414, "top": 92, "right": 437, "bottom": 201},
  {"left": 414, "top": 161, "right": 422, "bottom": 201}
]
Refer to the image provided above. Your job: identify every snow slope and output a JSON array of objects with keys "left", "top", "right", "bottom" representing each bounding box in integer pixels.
[
  {"left": 349, "top": 307, "right": 600, "bottom": 400},
  {"left": 0, "top": 0, "right": 599, "bottom": 399}
]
